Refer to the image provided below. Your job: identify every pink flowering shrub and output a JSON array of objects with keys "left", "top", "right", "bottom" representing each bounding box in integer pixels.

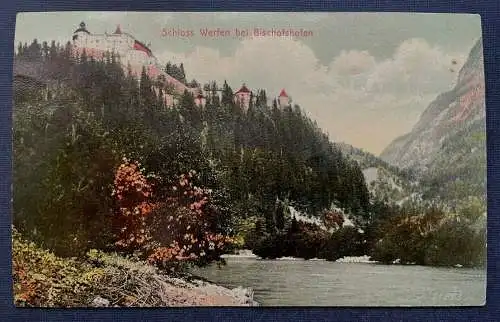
[
  {"left": 112, "top": 162, "right": 233, "bottom": 269},
  {"left": 147, "top": 171, "right": 234, "bottom": 269},
  {"left": 112, "top": 159, "right": 156, "bottom": 252}
]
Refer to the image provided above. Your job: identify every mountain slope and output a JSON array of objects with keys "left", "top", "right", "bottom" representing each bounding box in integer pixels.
[
  {"left": 381, "top": 38, "right": 485, "bottom": 170},
  {"left": 380, "top": 38, "right": 486, "bottom": 203},
  {"left": 335, "top": 142, "right": 418, "bottom": 204}
]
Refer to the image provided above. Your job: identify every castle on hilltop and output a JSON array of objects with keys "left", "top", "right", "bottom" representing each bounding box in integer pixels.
[
  {"left": 72, "top": 21, "right": 201, "bottom": 107},
  {"left": 72, "top": 22, "right": 291, "bottom": 110}
]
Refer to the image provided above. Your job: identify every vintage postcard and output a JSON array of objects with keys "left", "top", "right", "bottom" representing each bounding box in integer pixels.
[{"left": 12, "top": 12, "right": 486, "bottom": 307}]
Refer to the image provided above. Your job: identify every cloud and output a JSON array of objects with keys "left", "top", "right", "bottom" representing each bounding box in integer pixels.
[
  {"left": 156, "top": 36, "right": 466, "bottom": 154},
  {"left": 329, "top": 50, "right": 377, "bottom": 77},
  {"left": 158, "top": 37, "right": 330, "bottom": 94},
  {"left": 366, "top": 38, "right": 466, "bottom": 95}
]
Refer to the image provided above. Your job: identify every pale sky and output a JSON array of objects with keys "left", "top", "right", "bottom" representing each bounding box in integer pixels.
[{"left": 14, "top": 12, "right": 482, "bottom": 155}]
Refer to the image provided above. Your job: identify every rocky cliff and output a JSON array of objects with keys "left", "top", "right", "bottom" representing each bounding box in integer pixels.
[
  {"left": 380, "top": 38, "right": 485, "bottom": 172},
  {"left": 380, "top": 38, "right": 486, "bottom": 202}
]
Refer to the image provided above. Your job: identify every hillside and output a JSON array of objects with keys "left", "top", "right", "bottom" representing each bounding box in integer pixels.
[
  {"left": 380, "top": 38, "right": 486, "bottom": 204},
  {"left": 336, "top": 142, "right": 418, "bottom": 205},
  {"left": 13, "top": 39, "right": 373, "bottom": 264}
]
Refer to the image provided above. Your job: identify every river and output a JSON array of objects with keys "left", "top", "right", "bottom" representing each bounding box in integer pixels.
[{"left": 189, "top": 257, "right": 486, "bottom": 306}]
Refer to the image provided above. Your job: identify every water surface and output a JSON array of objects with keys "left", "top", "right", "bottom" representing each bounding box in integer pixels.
[{"left": 190, "top": 257, "right": 486, "bottom": 306}]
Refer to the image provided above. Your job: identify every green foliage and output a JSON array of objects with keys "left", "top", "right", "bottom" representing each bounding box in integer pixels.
[
  {"left": 232, "top": 216, "right": 258, "bottom": 248},
  {"left": 12, "top": 228, "right": 106, "bottom": 307},
  {"left": 369, "top": 199, "right": 486, "bottom": 267},
  {"left": 456, "top": 196, "right": 486, "bottom": 221},
  {"left": 164, "top": 61, "right": 187, "bottom": 84},
  {"left": 424, "top": 218, "right": 486, "bottom": 267},
  {"left": 13, "top": 99, "right": 121, "bottom": 256},
  {"left": 252, "top": 218, "right": 368, "bottom": 261},
  {"left": 420, "top": 120, "right": 486, "bottom": 205}
]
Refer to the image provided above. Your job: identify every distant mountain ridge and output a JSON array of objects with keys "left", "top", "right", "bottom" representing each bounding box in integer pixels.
[
  {"left": 380, "top": 38, "right": 486, "bottom": 203},
  {"left": 380, "top": 38, "right": 485, "bottom": 172}
]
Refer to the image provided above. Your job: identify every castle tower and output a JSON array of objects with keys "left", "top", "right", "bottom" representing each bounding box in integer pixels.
[
  {"left": 234, "top": 83, "right": 251, "bottom": 110},
  {"left": 194, "top": 92, "right": 207, "bottom": 108},
  {"left": 278, "top": 88, "right": 290, "bottom": 107}
]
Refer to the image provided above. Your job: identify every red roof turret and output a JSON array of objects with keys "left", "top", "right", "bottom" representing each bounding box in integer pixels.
[
  {"left": 279, "top": 88, "right": 288, "bottom": 97},
  {"left": 235, "top": 83, "right": 251, "bottom": 94},
  {"left": 74, "top": 21, "right": 90, "bottom": 34}
]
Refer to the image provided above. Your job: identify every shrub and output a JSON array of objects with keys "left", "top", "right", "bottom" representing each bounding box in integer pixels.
[
  {"left": 252, "top": 220, "right": 330, "bottom": 260},
  {"left": 13, "top": 102, "right": 119, "bottom": 257},
  {"left": 289, "top": 224, "right": 329, "bottom": 260},
  {"left": 12, "top": 228, "right": 105, "bottom": 307},
  {"left": 321, "top": 226, "right": 366, "bottom": 260},
  {"left": 244, "top": 217, "right": 267, "bottom": 250},
  {"left": 252, "top": 232, "right": 289, "bottom": 259},
  {"left": 112, "top": 159, "right": 156, "bottom": 253},
  {"left": 322, "top": 210, "right": 344, "bottom": 230},
  {"left": 370, "top": 238, "right": 399, "bottom": 264},
  {"left": 14, "top": 229, "right": 239, "bottom": 307},
  {"left": 424, "top": 218, "right": 486, "bottom": 267},
  {"left": 369, "top": 205, "right": 486, "bottom": 267},
  {"left": 369, "top": 209, "right": 437, "bottom": 264},
  {"left": 145, "top": 171, "right": 234, "bottom": 269}
]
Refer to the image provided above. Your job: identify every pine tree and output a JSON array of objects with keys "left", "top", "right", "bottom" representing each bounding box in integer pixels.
[
  {"left": 210, "top": 81, "right": 220, "bottom": 106},
  {"left": 17, "top": 42, "right": 23, "bottom": 57},
  {"left": 165, "top": 61, "right": 172, "bottom": 74},
  {"left": 49, "top": 40, "right": 57, "bottom": 61},
  {"left": 42, "top": 41, "right": 49, "bottom": 60},
  {"left": 139, "top": 66, "right": 157, "bottom": 126},
  {"left": 221, "top": 80, "right": 234, "bottom": 107},
  {"left": 256, "top": 89, "right": 267, "bottom": 108},
  {"left": 275, "top": 201, "right": 285, "bottom": 230},
  {"left": 179, "top": 63, "right": 186, "bottom": 83},
  {"left": 22, "top": 42, "right": 28, "bottom": 57}
]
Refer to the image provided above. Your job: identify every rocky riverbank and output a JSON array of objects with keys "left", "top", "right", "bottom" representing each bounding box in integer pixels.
[
  {"left": 86, "top": 253, "right": 259, "bottom": 307},
  {"left": 91, "top": 274, "right": 258, "bottom": 307}
]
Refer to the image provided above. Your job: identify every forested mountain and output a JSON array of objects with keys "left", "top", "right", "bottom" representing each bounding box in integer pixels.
[
  {"left": 336, "top": 142, "right": 419, "bottom": 204},
  {"left": 13, "top": 39, "right": 371, "bottom": 258},
  {"left": 12, "top": 38, "right": 486, "bottom": 272},
  {"left": 380, "top": 38, "right": 486, "bottom": 206}
]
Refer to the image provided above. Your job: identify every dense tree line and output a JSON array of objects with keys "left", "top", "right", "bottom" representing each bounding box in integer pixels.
[
  {"left": 13, "top": 39, "right": 486, "bottom": 268},
  {"left": 13, "top": 39, "right": 369, "bottom": 258}
]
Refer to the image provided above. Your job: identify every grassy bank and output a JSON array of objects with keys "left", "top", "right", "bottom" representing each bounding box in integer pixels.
[{"left": 12, "top": 229, "right": 257, "bottom": 307}]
